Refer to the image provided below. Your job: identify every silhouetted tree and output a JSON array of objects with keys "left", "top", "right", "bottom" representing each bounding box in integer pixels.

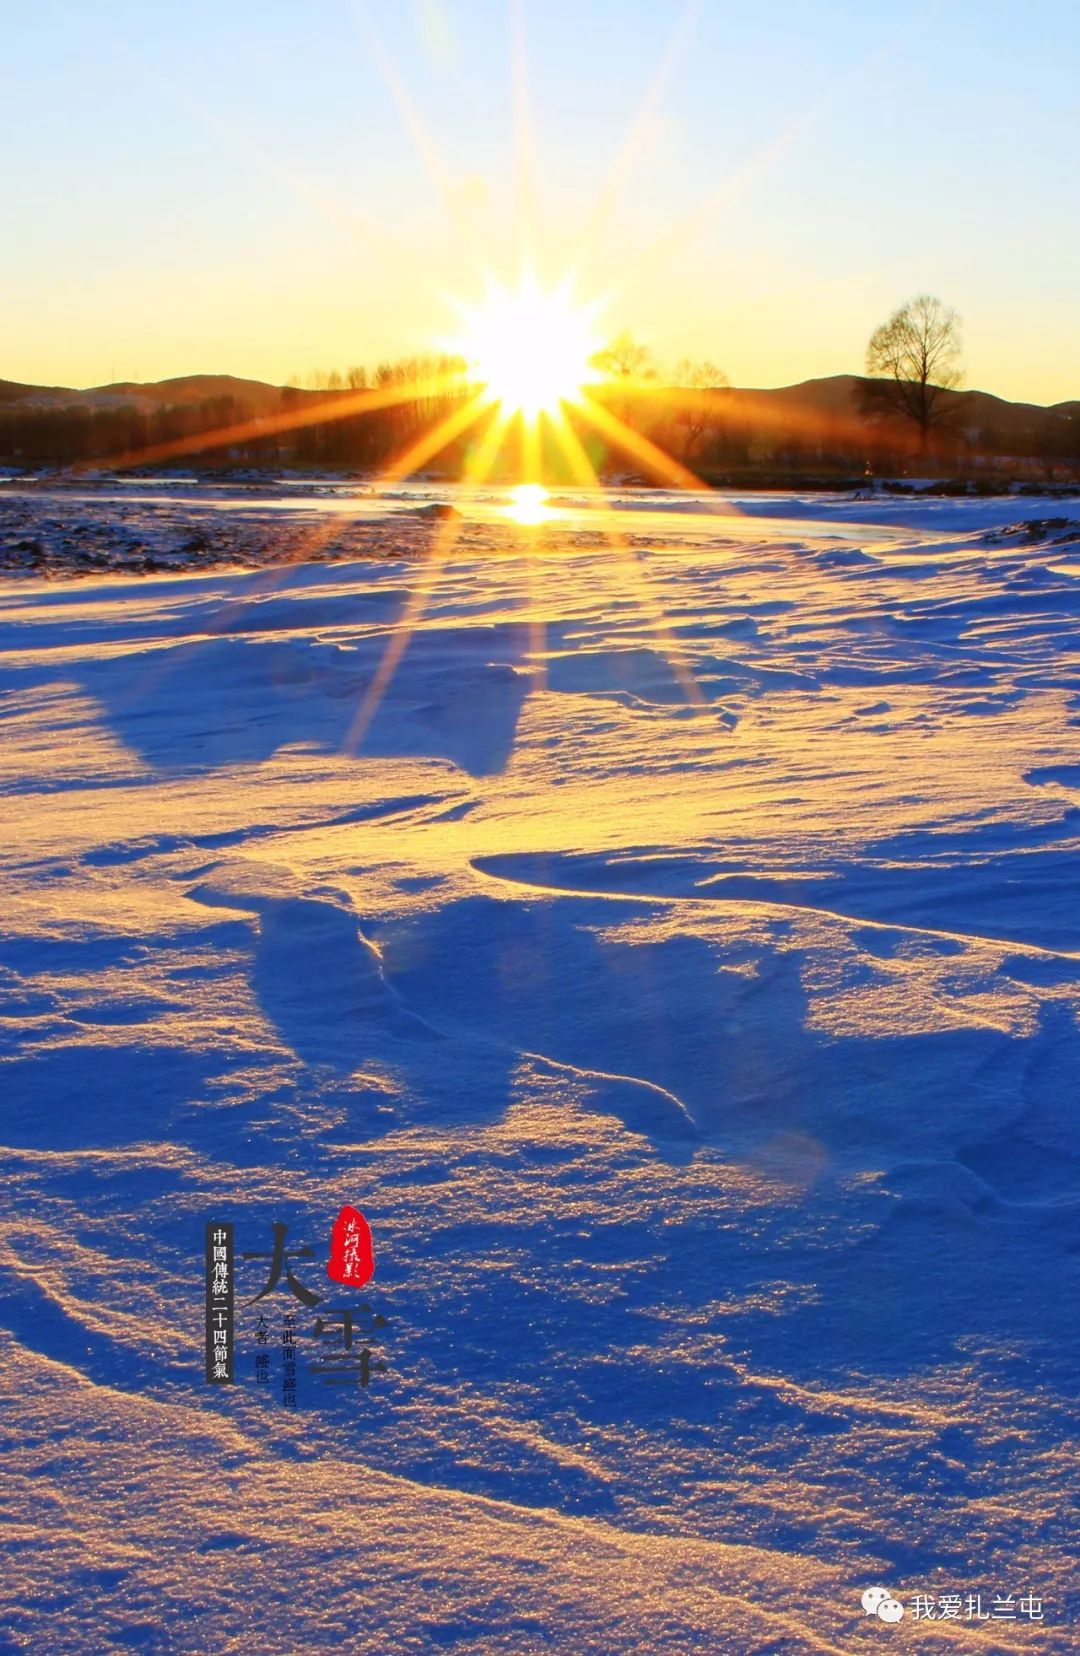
[
  {"left": 864, "top": 294, "right": 963, "bottom": 452},
  {"left": 592, "top": 330, "right": 655, "bottom": 383},
  {"left": 590, "top": 331, "right": 655, "bottom": 433},
  {"left": 670, "top": 358, "right": 730, "bottom": 460}
]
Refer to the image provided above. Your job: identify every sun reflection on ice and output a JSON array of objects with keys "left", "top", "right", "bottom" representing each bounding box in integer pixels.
[{"left": 505, "top": 482, "right": 551, "bottom": 526}]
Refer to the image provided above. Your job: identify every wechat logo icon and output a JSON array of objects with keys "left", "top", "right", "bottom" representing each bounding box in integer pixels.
[{"left": 862, "top": 1587, "right": 905, "bottom": 1623}]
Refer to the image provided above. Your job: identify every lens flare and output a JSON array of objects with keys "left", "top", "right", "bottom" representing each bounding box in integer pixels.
[{"left": 454, "top": 275, "right": 601, "bottom": 419}]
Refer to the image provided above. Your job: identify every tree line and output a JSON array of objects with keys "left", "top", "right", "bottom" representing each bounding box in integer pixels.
[{"left": 0, "top": 297, "right": 1075, "bottom": 480}]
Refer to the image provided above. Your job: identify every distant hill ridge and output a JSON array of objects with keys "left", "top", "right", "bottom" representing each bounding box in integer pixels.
[
  {"left": 0, "top": 369, "right": 1075, "bottom": 425},
  {"left": 0, "top": 373, "right": 286, "bottom": 415},
  {"left": 0, "top": 371, "right": 1075, "bottom": 470}
]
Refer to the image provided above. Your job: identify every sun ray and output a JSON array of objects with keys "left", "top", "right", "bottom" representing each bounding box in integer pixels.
[
  {"left": 353, "top": 4, "right": 484, "bottom": 259},
  {"left": 82, "top": 370, "right": 467, "bottom": 477},
  {"left": 465, "top": 401, "right": 519, "bottom": 489},
  {"left": 341, "top": 506, "right": 468, "bottom": 756},
  {"left": 546, "top": 406, "right": 707, "bottom": 710},
  {"left": 575, "top": 393, "right": 717, "bottom": 496},
  {"left": 628, "top": 125, "right": 809, "bottom": 289},
  {"left": 522, "top": 534, "right": 549, "bottom": 696},
  {"left": 570, "top": 0, "right": 701, "bottom": 280},
  {"left": 619, "top": 6, "right": 942, "bottom": 290},
  {"left": 94, "top": 391, "right": 495, "bottom": 726},
  {"left": 342, "top": 399, "right": 515, "bottom": 754},
  {"left": 106, "top": 384, "right": 492, "bottom": 718},
  {"left": 371, "top": 390, "right": 492, "bottom": 489},
  {"left": 104, "top": 33, "right": 413, "bottom": 268},
  {"left": 647, "top": 378, "right": 874, "bottom": 454},
  {"left": 212, "top": 389, "right": 495, "bottom": 643},
  {"left": 510, "top": 0, "right": 541, "bottom": 274},
  {"left": 520, "top": 411, "right": 542, "bottom": 489}
]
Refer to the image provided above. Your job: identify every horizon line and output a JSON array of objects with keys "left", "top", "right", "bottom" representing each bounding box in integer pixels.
[{"left": 3, "top": 367, "right": 1077, "bottom": 414}]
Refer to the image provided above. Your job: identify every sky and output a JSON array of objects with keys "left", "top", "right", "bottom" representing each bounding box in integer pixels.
[{"left": 3, "top": 0, "right": 1079, "bottom": 404}]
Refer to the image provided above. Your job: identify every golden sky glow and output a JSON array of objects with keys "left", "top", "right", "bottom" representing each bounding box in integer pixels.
[{"left": 3, "top": 5, "right": 1078, "bottom": 403}]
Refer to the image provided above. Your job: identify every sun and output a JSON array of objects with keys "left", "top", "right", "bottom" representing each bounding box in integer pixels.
[{"left": 454, "top": 275, "right": 601, "bottom": 420}]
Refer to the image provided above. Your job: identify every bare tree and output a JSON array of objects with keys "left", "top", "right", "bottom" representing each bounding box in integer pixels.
[
  {"left": 591, "top": 330, "right": 655, "bottom": 383},
  {"left": 864, "top": 294, "right": 963, "bottom": 451},
  {"left": 672, "top": 358, "right": 728, "bottom": 389},
  {"left": 590, "top": 331, "right": 655, "bottom": 437},
  {"left": 670, "top": 358, "right": 730, "bottom": 460}
]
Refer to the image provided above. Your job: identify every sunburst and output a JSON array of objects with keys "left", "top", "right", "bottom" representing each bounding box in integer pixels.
[
  {"left": 452, "top": 275, "right": 602, "bottom": 422},
  {"left": 81, "top": 6, "right": 748, "bottom": 754}
]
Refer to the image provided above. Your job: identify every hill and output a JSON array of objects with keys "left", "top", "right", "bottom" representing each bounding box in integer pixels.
[
  {"left": 0, "top": 370, "right": 1075, "bottom": 474},
  {"left": 0, "top": 372, "right": 288, "bottom": 415},
  {"left": 709, "top": 374, "right": 1077, "bottom": 457}
]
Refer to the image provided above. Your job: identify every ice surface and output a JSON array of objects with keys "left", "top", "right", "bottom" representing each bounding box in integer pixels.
[{"left": 0, "top": 488, "right": 1076, "bottom": 1652}]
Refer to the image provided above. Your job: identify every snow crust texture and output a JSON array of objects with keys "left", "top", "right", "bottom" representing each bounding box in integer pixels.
[{"left": 0, "top": 487, "right": 1076, "bottom": 1652}]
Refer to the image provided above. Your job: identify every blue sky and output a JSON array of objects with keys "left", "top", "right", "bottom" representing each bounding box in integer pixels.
[{"left": 3, "top": 0, "right": 1078, "bottom": 400}]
